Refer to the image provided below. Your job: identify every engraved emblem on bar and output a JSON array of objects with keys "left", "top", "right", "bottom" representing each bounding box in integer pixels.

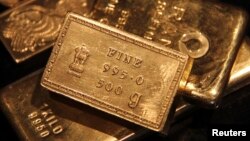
[
  {"left": 41, "top": 13, "right": 189, "bottom": 131},
  {"left": 0, "top": 0, "right": 96, "bottom": 63},
  {"left": 68, "top": 44, "right": 90, "bottom": 77}
]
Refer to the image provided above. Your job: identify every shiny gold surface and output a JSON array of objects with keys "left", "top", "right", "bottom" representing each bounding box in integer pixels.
[
  {"left": 174, "top": 37, "right": 250, "bottom": 119},
  {"left": 89, "top": 0, "right": 248, "bottom": 106},
  {"left": 41, "top": 13, "right": 189, "bottom": 132},
  {"left": 227, "top": 38, "right": 250, "bottom": 94},
  {"left": 0, "top": 0, "right": 249, "bottom": 139},
  {"left": 1, "top": 0, "right": 248, "bottom": 106},
  {"left": 0, "top": 0, "right": 95, "bottom": 63},
  {"left": 0, "top": 0, "right": 23, "bottom": 7},
  {"left": 0, "top": 70, "right": 144, "bottom": 141}
]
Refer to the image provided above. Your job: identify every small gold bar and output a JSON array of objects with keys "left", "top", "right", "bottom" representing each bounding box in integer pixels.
[
  {"left": 90, "top": 0, "right": 248, "bottom": 106},
  {"left": 0, "top": 0, "right": 95, "bottom": 63},
  {"left": 41, "top": 13, "right": 189, "bottom": 132},
  {"left": 0, "top": 70, "right": 144, "bottom": 141}
]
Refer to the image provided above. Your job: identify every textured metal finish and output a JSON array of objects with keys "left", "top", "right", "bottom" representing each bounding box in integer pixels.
[
  {"left": 0, "top": 0, "right": 23, "bottom": 7},
  {"left": 89, "top": 0, "right": 248, "bottom": 106},
  {"left": 1, "top": 0, "right": 248, "bottom": 106},
  {"left": 0, "top": 70, "right": 144, "bottom": 141},
  {"left": 41, "top": 13, "right": 189, "bottom": 132},
  {"left": 0, "top": 0, "right": 95, "bottom": 63}
]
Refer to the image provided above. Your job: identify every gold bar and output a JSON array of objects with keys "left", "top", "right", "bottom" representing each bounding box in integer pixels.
[
  {"left": 0, "top": 70, "right": 144, "bottom": 141},
  {"left": 175, "top": 37, "right": 250, "bottom": 118},
  {"left": 0, "top": 0, "right": 248, "bottom": 107},
  {"left": 0, "top": 0, "right": 96, "bottom": 63},
  {"left": 41, "top": 13, "right": 189, "bottom": 132},
  {"left": 227, "top": 38, "right": 250, "bottom": 94},
  {"left": 90, "top": 0, "right": 248, "bottom": 107}
]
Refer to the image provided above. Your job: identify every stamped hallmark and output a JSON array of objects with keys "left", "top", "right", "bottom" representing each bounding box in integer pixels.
[
  {"left": 107, "top": 47, "right": 143, "bottom": 68},
  {"left": 68, "top": 45, "right": 90, "bottom": 77},
  {"left": 27, "top": 103, "right": 64, "bottom": 138},
  {"left": 41, "top": 13, "right": 189, "bottom": 132}
]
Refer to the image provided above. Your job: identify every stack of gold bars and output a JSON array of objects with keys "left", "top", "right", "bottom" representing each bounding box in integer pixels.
[{"left": 0, "top": 0, "right": 249, "bottom": 140}]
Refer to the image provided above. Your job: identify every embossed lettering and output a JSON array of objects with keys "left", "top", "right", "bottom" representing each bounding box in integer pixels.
[
  {"left": 102, "top": 63, "right": 144, "bottom": 80},
  {"left": 107, "top": 48, "right": 143, "bottom": 68},
  {"left": 116, "top": 52, "right": 123, "bottom": 60},
  {"left": 128, "top": 93, "right": 142, "bottom": 108},
  {"left": 53, "top": 126, "right": 63, "bottom": 134},
  {"left": 103, "top": 63, "right": 111, "bottom": 72},
  {"left": 36, "top": 125, "right": 46, "bottom": 132},
  {"left": 28, "top": 111, "right": 38, "bottom": 119},
  {"left": 123, "top": 54, "right": 132, "bottom": 64},
  {"left": 142, "top": 1, "right": 189, "bottom": 48},
  {"left": 96, "top": 79, "right": 123, "bottom": 95},
  {"left": 48, "top": 118, "right": 58, "bottom": 127},
  {"left": 133, "top": 58, "right": 143, "bottom": 68},
  {"left": 40, "top": 131, "right": 50, "bottom": 138},
  {"left": 112, "top": 66, "right": 119, "bottom": 75},
  {"left": 104, "top": 0, "right": 119, "bottom": 15},
  {"left": 107, "top": 47, "right": 117, "bottom": 57},
  {"left": 96, "top": 79, "right": 105, "bottom": 88},
  {"left": 27, "top": 103, "right": 64, "bottom": 138},
  {"left": 105, "top": 4, "right": 115, "bottom": 15},
  {"left": 115, "top": 86, "right": 123, "bottom": 95},
  {"left": 32, "top": 118, "right": 42, "bottom": 125},
  {"left": 46, "top": 115, "right": 55, "bottom": 122},
  {"left": 136, "top": 75, "right": 144, "bottom": 85},
  {"left": 120, "top": 70, "right": 128, "bottom": 79},
  {"left": 144, "top": 0, "right": 166, "bottom": 40},
  {"left": 172, "top": 6, "right": 185, "bottom": 21},
  {"left": 115, "top": 10, "right": 130, "bottom": 29},
  {"left": 41, "top": 109, "right": 53, "bottom": 118},
  {"left": 105, "top": 82, "right": 114, "bottom": 92}
]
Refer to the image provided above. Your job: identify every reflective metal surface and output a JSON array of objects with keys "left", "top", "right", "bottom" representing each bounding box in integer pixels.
[
  {"left": 41, "top": 13, "right": 189, "bottom": 132},
  {"left": 0, "top": 70, "right": 144, "bottom": 141},
  {"left": 0, "top": 0, "right": 249, "bottom": 140},
  {"left": 89, "top": 0, "right": 248, "bottom": 106},
  {"left": 173, "top": 37, "right": 250, "bottom": 122},
  {"left": 0, "top": 0, "right": 95, "bottom": 63},
  {"left": 227, "top": 38, "right": 250, "bottom": 94},
  {"left": 0, "top": 0, "right": 23, "bottom": 7},
  {"left": 0, "top": 0, "right": 249, "bottom": 107}
]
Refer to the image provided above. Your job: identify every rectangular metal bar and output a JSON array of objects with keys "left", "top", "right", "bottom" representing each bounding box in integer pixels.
[
  {"left": 1, "top": 38, "right": 249, "bottom": 139},
  {"left": 90, "top": 0, "right": 248, "bottom": 107},
  {"left": 0, "top": 0, "right": 96, "bottom": 63},
  {"left": 1, "top": 0, "right": 249, "bottom": 107},
  {"left": 2, "top": 45, "right": 250, "bottom": 140},
  {"left": 170, "top": 37, "right": 250, "bottom": 123},
  {"left": 0, "top": 70, "right": 145, "bottom": 141},
  {"left": 41, "top": 12, "right": 189, "bottom": 132}
]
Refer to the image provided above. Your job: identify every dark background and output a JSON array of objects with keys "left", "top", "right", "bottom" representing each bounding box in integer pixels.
[{"left": 0, "top": 0, "right": 250, "bottom": 140}]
